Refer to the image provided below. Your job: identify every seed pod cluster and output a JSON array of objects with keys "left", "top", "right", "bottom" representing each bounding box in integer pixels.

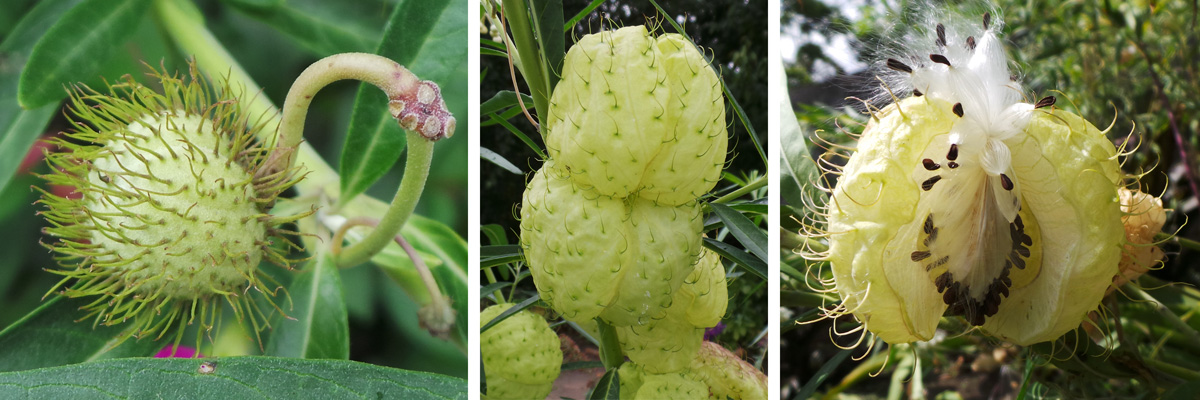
[
  {"left": 37, "top": 65, "right": 307, "bottom": 342},
  {"left": 521, "top": 25, "right": 727, "bottom": 328},
  {"left": 480, "top": 304, "right": 563, "bottom": 400},
  {"left": 519, "top": 25, "right": 731, "bottom": 379},
  {"left": 617, "top": 341, "right": 768, "bottom": 400}
]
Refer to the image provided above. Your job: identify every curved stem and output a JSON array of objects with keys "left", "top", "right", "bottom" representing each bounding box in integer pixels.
[
  {"left": 273, "top": 52, "right": 454, "bottom": 174},
  {"left": 337, "top": 131, "right": 434, "bottom": 268}
]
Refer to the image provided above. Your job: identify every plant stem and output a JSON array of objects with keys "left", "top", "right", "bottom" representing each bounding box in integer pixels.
[
  {"left": 337, "top": 131, "right": 434, "bottom": 267},
  {"left": 275, "top": 52, "right": 454, "bottom": 173},
  {"left": 596, "top": 319, "right": 625, "bottom": 370},
  {"left": 1145, "top": 357, "right": 1200, "bottom": 381},
  {"left": 713, "top": 174, "right": 767, "bottom": 204},
  {"left": 1157, "top": 231, "right": 1200, "bottom": 252},
  {"left": 1129, "top": 285, "right": 1200, "bottom": 351}
]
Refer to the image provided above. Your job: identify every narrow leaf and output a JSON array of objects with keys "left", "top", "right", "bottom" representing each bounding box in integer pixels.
[
  {"left": 588, "top": 368, "right": 620, "bottom": 400},
  {"left": 0, "top": 106, "right": 55, "bottom": 192},
  {"left": 481, "top": 147, "right": 522, "bottom": 174},
  {"left": 780, "top": 66, "right": 820, "bottom": 209},
  {"left": 703, "top": 238, "right": 766, "bottom": 280},
  {"left": 223, "top": 1, "right": 381, "bottom": 56},
  {"left": 480, "top": 294, "right": 539, "bottom": 333},
  {"left": 479, "top": 282, "right": 511, "bottom": 299},
  {"left": 0, "top": 295, "right": 165, "bottom": 372},
  {"left": 794, "top": 348, "right": 853, "bottom": 400},
  {"left": 339, "top": 0, "right": 466, "bottom": 202},
  {"left": 18, "top": 0, "right": 150, "bottom": 108},
  {"left": 529, "top": 0, "right": 564, "bottom": 91},
  {"left": 0, "top": 356, "right": 467, "bottom": 399},
  {"left": 266, "top": 251, "right": 349, "bottom": 359},
  {"left": 480, "top": 245, "right": 522, "bottom": 269},
  {"left": 709, "top": 202, "right": 768, "bottom": 261},
  {"left": 480, "top": 90, "right": 533, "bottom": 115}
]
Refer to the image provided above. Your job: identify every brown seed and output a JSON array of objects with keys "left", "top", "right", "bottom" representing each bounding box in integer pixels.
[
  {"left": 1000, "top": 174, "right": 1014, "bottom": 190},
  {"left": 947, "top": 144, "right": 959, "bottom": 161},
  {"left": 922, "top": 175, "right": 942, "bottom": 191},
  {"left": 952, "top": 103, "right": 964, "bottom": 117},
  {"left": 930, "top": 54, "right": 951, "bottom": 66},
  {"left": 1035, "top": 95, "right": 1056, "bottom": 109},
  {"left": 887, "top": 58, "right": 913, "bottom": 73},
  {"left": 922, "top": 158, "right": 940, "bottom": 170}
]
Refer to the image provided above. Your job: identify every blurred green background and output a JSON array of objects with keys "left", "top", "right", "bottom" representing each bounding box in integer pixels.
[
  {"left": 782, "top": 0, "right": 1200, "bottom": 398},
  {"left": 0, "top": 0, "right": 466, "bottom": 377}
]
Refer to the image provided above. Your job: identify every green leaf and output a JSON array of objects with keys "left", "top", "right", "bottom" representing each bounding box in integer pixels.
[
  {"left": 709, "top": 203, "right": 767, "bottom": 261},
  {"left": 703, "top": 238, "right": 766, "bottom": 281},
  {"left": 529, "top": 0, "right": 564, "bottom": 91},
  {"left": 0, "top": 356, "right": 467, "bottom": 399},
  {"left": 479, "top": 282, "right": 511, "bottom": 299},
  {"left": 779, "top": 66, "right": 820, "bottom": 211},
  {"left": 17, "top": 0, "right": 150, "bottom": 108},
  {"left": 480, "top": 224, "right": 509, "bottom": 246},
  {"left": 564, "top": 0, "right": 605, "bottom": 31},
  {"left": 266, "top": 251, "right": 349, "bottom": 359},
  {"left": 0, "top": 295, "right": 164, "bottom": 373},
  {"left": 0, "top": 105, "right": 54, "bottom": 192},
  {"left": 588, "top": 368, "right": 620, "bottom": 400},
  {"left": 480, "top": 294, "right": 539, "bottom": 333},
  {"left": 339, "top": 0, "right": 467, "bottom": 203},
  {"left": 0, "top": 0, "right": 84, "bottom": 191},
  {"left": 501, "top": 0, "right": 550, "bottom": 127},
  {"left": 481, "top": 147, "right": 522, "bottom": 175},
  {"left": 794, "top": 348, "right": 853, "bottom": 400},
  {"left": 480, "top": 245, "right": 523, "bottom": 269},
  {"left": 480, "top": 90, "right": 533, "bottom": 115},
  {"left": 223, "top": 0, "right": 383, "bottom": 56}
]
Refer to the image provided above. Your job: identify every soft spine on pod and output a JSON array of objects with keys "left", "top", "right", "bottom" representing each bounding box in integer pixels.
[
  {"left": 37, "top": 64, "right": 308, "bottom": 344},
  {"left": 806, "top": 7, "right": 1131, "bottom": 346},
  {"left": 519, "top": 25, "right": 731, "bottom": 376}
]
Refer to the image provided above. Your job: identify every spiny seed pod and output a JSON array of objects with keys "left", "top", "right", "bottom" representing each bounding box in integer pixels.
[
  {"left": 37, "top": 64, "right": 307, "bottom": 343},
  {"left": 480, "top": 304, "right": 563, "bottom": 400},
  {"left": 803, "top": 9, "right": 1130, "bottom": 345},
  {"left": 520, "top": 161, "right": 629, "bottom": 321},
  {"left": 545, "top": 25, "right": 726, "bottom": 205},
  {"left": 678, "top": 248, "right": 728, "bottom": 328},
  {"left": 689, "top": 341, "right": 768, "bottom": 400},
  {"left": 616, "top": 363, "right": 707, "bottom": 400},
  {"left": 599, "top": 198, "right": 702, "bottom": 326},
  {"left": 615, "top": 249, "right": 726, "bottom": 374},
  {"left": 520, "top": 160, "right": 708, "bottom": 326}
]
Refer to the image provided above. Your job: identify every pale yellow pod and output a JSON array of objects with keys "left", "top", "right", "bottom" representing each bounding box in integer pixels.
[
  {"left": 637, "top": 34, "right": 728, "bottom": 206},
  {"left": 980, "top": 109, "right": 1123, "bottom": 345},
  {"left": 678, "top": 248, "right": 728, "bottom": 328},
  {"left": 690, "top": 341, "right": 767, "bottom": 400},
  {"left": 825, "top": 96, "right": 1123, "bottom": 345},
  {"left": 601, "top": 199, "right": 703, "bottom": 326},
  {"left": 546, "top": 26, "right": 670, "bottom": 198},
  {"left": 520, "top": 162, "right": 630, "bottom": 322}
]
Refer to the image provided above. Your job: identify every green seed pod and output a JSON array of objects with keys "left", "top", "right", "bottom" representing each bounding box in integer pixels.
[
  {"left": 637, "top": 34, "right": 727, "bottom": 206},
  {"left": 690, "top": 341, "right": 767, "bottom": 400},
  {"left": 678, "top": 248, "right": 728, "bottom": 328},
  {"left": 819, "top": 96, "right": 1123, "bottom": 345},
  {"left": 600, "top": 198, "right": 702, "bottom": 326},
  {"left": 546, "top": 25, "right": 668, "bottom": 198},
  {"left": 632, "top": 369, "right": 708, "bottom": 399},
  {"left": 545, "top": 25, "right": 726, "bottom": 204},
  {"left": 480, "top": 304, "right": 563, "bottom": 399},
  {"left": 520, "top": 162, "right": 629, "bottom": 322},
  {"left": 37, "top": 65, "right": 306, "bottom": 343}
]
